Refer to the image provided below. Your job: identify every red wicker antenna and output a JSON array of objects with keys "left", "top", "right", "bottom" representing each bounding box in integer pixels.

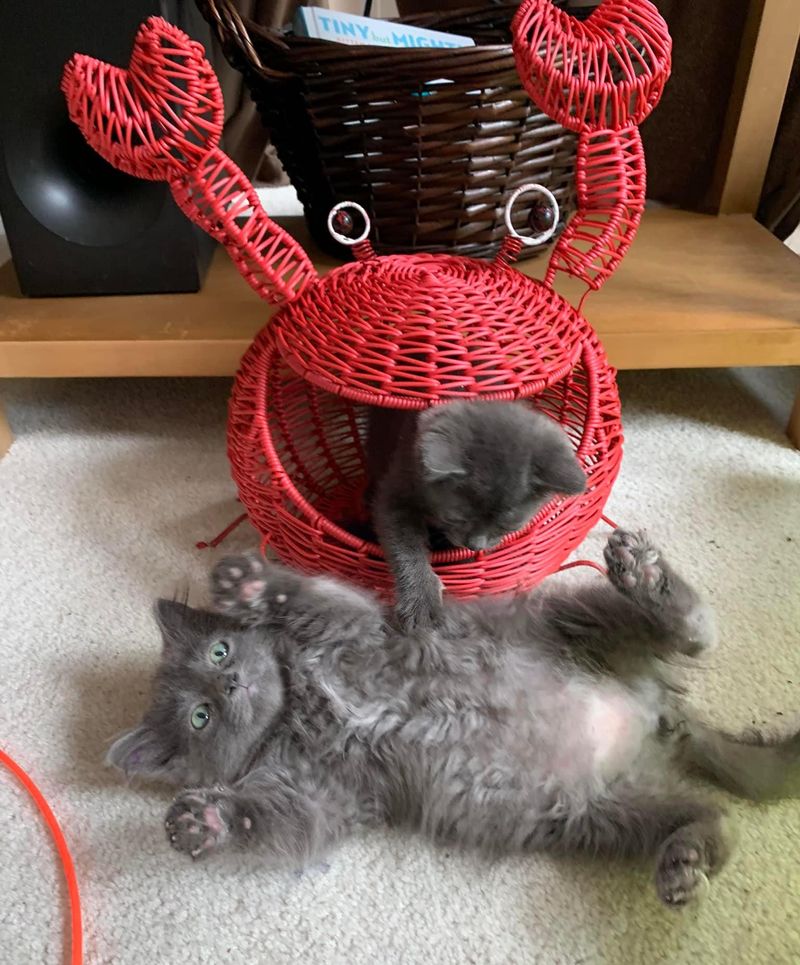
[{"left": 62, "top": 2, "right": 670, "bottom": 600}]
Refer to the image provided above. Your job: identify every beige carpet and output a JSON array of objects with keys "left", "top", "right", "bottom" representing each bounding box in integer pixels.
[{"left": 1, "top": 368, "right": 798, "bottom": 965}]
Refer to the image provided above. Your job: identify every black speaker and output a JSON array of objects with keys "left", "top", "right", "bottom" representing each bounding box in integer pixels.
[{"left": 0, "top": 1, "right": 216, "bottom": 296}]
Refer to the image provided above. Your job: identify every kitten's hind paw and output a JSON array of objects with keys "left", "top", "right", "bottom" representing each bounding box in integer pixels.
[
  {"left": 165, "top": 790, "right": 231, "bottom": 860},
  {"left": 211, "top": 552, "right": 270, "bottom": 622},
  {"left": 655, "top": 834, "right": 716, "bottom": 909}
]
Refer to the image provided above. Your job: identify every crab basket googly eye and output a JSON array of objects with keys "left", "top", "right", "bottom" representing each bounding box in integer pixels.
[
  {"left": 504, "top": 184, "right": 560, "bottom": 247},
  {"left": 327, "top": 201, "right": 372, "bottom": 246}
]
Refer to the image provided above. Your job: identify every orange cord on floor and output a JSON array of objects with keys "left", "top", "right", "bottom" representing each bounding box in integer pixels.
[{"left": 0, "top": 748, "right": 82, "bottom": 965}]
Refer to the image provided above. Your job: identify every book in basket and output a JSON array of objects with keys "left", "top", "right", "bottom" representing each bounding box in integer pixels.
[{"left": 293, "top": 7, "right": 475, "bottom": 49}]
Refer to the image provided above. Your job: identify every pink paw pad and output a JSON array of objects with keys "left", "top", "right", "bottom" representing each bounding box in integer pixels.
[
  {"left": 616, "top": 547, "right": 635, "bottom": 567},
  {"left": 641, "top": 564, "right": 661, "bottom": 588},
  {"left": 240, "top": 579, "right": 266, "bottom": 603},
  {"left": 202, "top": 804, "right": 226, "bottom": 837}
]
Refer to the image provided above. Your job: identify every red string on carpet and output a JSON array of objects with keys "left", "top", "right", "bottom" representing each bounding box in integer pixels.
[{"left": 0, "top": 749, "right": 82, "bottom": 965}]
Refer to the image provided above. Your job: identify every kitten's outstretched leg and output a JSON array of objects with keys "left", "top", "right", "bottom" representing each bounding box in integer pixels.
[
  {"left": 543, "top": 529, "right": 716, "bottom": 658},
  {"left": 373, "top": 493, "right": 444, "bottom": 632},
  {"left": 165, "top": 768, "right": 358, "bottom": 867},
  {"left": 211, "top": 553, "right": 382, "bottom": 642},
  {"left": 495, "top": 791, "right": 729, "bottom": 910},
  {"left": 678, "top": 717, "right": 800, "bottom": 801}
]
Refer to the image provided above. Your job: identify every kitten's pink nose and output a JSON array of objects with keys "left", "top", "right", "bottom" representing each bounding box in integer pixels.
[{"left": 223, "top": 673, "right": 255, "bottom": 698}]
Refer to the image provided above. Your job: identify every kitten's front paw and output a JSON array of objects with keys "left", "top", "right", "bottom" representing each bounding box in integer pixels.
[
  {"left": 604, "top": 529, "right": 716, "bottom": 654},
  {"left": 395, "top": 575, "right": 445, "bottom": 632},
  {"left": 211, "top": 552, "right": 270, "bottom": 622},
  {"left": 604, "top": 529, "right": 665, "bottom": 598},
  {"left": 165, "top": 790, "right": 231, "bottom": 860}
]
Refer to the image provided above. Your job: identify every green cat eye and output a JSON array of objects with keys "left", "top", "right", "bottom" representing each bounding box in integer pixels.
[
  {"left": 190, "top": 704, "right": 211, "bottom": 730},
  {"left": 209, "top": 640, "right": 229, "bottom": 665}
]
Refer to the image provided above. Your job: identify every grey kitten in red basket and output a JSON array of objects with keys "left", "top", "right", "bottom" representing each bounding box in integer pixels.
[
  {"left": 109, "top": 531, "right": 799, "bottom": 909},
  {"left": 367, "top": 400, "right": 587, "bottom": 630}
]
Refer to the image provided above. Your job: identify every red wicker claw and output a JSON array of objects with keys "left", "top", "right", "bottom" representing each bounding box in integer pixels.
[
  {"left": 61, "top": 16, "right": 315, "bottom": 305},
  {"left": 510, "top": 0, "right": 671, "bottom": 292},
  {"left": 61, "top": 18, "right": 224, "bottom": 180},
  {"left": 511, "top": 0, "right": 672, "bottom": 134}
]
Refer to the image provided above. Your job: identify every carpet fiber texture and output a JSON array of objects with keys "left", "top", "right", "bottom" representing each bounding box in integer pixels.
[{"left": 1, "top": 369, "right": 798, "bottom": 965}]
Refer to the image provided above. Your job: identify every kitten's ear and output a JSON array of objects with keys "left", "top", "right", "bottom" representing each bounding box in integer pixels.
[
  {"left": 418, "top": 415, "right": 467, "bottom": 481},
  {"left": 106, "top": 725, "right": 176, "bottom": 779},
  {"left": 533, "top": 448, "right": 587, "bottom": 496},
  {"left": 154, "top": 599, "right": 213, "bottom": 653}
]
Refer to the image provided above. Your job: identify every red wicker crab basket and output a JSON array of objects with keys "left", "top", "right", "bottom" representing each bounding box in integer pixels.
[{"left": 62, "top": 0, "right": 671, "bottom": 600}]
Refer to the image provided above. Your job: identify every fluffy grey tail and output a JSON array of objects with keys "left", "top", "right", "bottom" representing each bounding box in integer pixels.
[{"left": 679, "top": 718, "right": 800, "bottom": 801}]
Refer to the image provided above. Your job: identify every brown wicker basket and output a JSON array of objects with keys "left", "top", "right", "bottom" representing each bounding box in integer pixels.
[{"left": 197, "top": 0, "right": 579, "bottom": 261}]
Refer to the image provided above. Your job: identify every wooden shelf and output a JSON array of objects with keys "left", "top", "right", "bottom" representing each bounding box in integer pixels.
[
  {"left": 1, "top": 209, "right": 799, "bottom": 378},
  {"left": 557, "top": 210, "right": 800, "bottom": 368}
]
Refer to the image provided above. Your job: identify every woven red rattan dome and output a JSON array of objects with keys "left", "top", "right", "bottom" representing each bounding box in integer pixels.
[
  {"left": 273, "top": 251, "right": 586, "bottom": 406},
  {"left": 229, "top": 324, "right": 622, "bottom": 599},
  {"left": 62, "top": 3, "right": 670, "bottom": 599}
]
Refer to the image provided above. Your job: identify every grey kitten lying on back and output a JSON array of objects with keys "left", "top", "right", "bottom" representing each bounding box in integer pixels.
[
  {"left": 110, "top": 530, "right": 799, "bottom": 909},
  {"left": 367, "top": 400, "right": 586, "bottom": 630}
]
